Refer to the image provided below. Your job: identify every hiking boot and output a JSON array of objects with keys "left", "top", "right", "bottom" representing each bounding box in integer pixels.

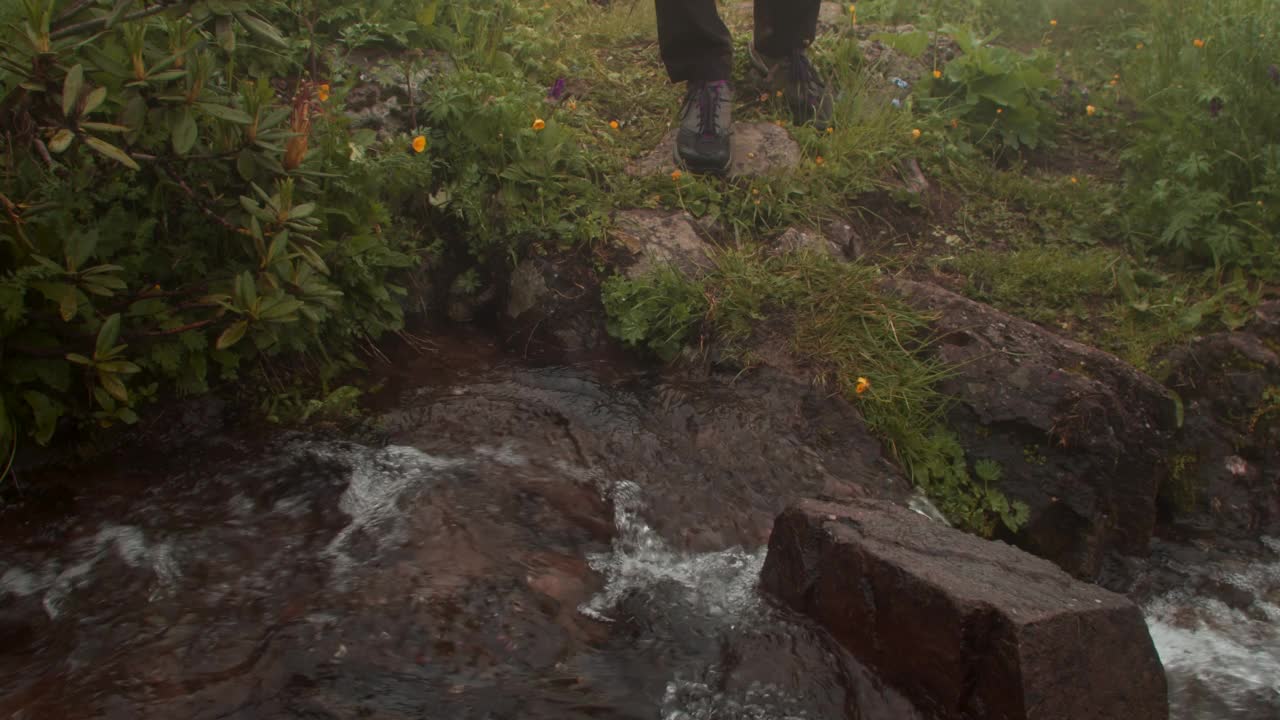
[
  {"left": 749, "top": 43, "right": 834, "bottom": 130},
  {"left": 675, "top": 79, "right": 733, "bottom": 175}
]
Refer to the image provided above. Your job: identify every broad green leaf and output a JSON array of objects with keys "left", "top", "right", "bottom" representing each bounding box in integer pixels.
[
  {"left": 199, "top": 102, "right": 253, "bottom": 124},
  {"left": 98, "top": 369, "right": 129, "bottom": 402},
  {"left": 67, "top": 230, "right": 97, "bottom": 272},
  {"left": 117, "top": 407, "right": 139, "bottom": 424},
  {"left": 80, "top": 122, "right": 130, "bottom": 133},
  {"left": 66, "top": 353, "right": 94, "bottom": 366},
  {"left": 59, "top": 285, "right": 78, "bottom": 321},
  {"left": 216, "top": 320, "right": 249, "bottom": 350},
  {"left": 95, "top": 314, "right": 122, "bottom": 359},
  {"left": 84, "top": 136, "right": 140, "bottom": 170},
  {"left": 97, "top": 360, "right": 141, "bottom": 375},
  {"left": 235, "top": 11, "right": 289, "bottom": 48},
  {"left": 62, "top": 64, "right": 84, "bottom": 117},
  {"left": 266, "top": 232, "right": 288, "bottom": 264},
  {"left": 23, "top": 391, "right": 62, "bottom": 445},
  {"left": 259, "top": 297, "right": 303, "bottom": 321},
  {"left": 172, "top": 107, "right": 197, "bottom": 155},
  {"left": 287, "top": 202, "right": 316, "bottom": 220},
  {"left": 82, "top": 86, "right": 107, "bottom": 115},
  {"left": 48, "top": 128, "right": 74, "bottom": 153},
  {"left": 237, "top": 148, "right": 256, "bottom": 181}
]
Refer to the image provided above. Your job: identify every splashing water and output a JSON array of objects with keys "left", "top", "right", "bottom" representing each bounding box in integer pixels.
[
  {"left": 578, "top": 478, "right": 765, "bottom": 624},
  {"left": 1144, "top": 538, "right": 1280, "bottom": 719}
]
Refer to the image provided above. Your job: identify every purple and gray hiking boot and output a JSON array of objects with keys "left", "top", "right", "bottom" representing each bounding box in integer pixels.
[
  {"left": 675, "top": 79, "right": 733, "bottom": 175},
  {"left": 750, "top": 44, "right": 834, "bottom": 130}
]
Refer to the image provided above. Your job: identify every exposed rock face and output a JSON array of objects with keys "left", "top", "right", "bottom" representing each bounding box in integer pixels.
[
  {"left": 885, "top": 279, "right": 1177, "bottom": 579},
  {"left": 612, "top": 209, "right": 715, "bottom": 278},
  {"left": 627, "top": 123, "right": 801, "bottom": 178},
  {"left": 501, "top": 255, "right": 605, "bottom": 356},
  {"left": 1159, "top": 321, "right": 1280, "bottom": 545},
  {"left": 760, "top": 499, "right": 1169, "bottom": 720}
]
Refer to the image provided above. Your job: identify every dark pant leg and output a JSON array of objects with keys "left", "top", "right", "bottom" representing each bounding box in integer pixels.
[
  {"left": 754, "top": 0, "right": 822, "bottom": 57},
  {"left": 655, "top": 0, "right": 733, "bottom": 83}
]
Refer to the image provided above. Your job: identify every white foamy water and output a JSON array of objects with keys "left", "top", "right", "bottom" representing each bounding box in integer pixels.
[
  {"left": 662, "top": 679, "right": 811, "bottom": 720},
  {"left": 0, "top": 442, "right": 462, "bottom": 617},
  {"left": 578, "top": 478, "right": 765, "bottom": 623},
  {"left": 0, "top": 524, "right": 181, "bottom": 619},
  {"left": 309, "top": 443, "right": 462, "bottom": 584},
  {"left": 1145, "top": 539, "right": 1280, "bottom": 719}
]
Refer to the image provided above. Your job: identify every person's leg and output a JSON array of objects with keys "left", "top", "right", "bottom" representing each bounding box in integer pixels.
[
  {"left": 753, "top": 0, "right": 822, "bottom": 58},
  {"left": 656, "top": 0, "right": 734, "bottom": 175},
  {"left": 750, "top": 0, "right": 831, "bottom": 128},
  {"left": 655, "top": 0, "right": 733, "bottom": 83}
]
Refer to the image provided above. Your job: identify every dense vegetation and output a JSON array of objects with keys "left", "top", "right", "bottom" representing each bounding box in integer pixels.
[{"left": 3, "top": 0, "right": 1277, "bottom": 532}]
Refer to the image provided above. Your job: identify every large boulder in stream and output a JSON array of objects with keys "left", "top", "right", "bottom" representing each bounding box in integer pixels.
[
  {"left": 884, "top": 279, "right": 1178, "bottom": 580},
  {"left": 760, "top": 499, "right": 1169, "bottom": 720}
]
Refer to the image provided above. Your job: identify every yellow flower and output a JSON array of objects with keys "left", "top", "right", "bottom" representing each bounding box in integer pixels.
[
  {"left": 1086, "top": 104, "right": 1097, "bottom": 116},
  {"left": 609, "top": 120, "right": 619, "bottom": 129},
  {"left": 932, "top": 69, "right": 942, "bottom": 79},
  {"left": 815, "top": 155, "right": 825, "bottom": 166},
  {"left": 317, "top": 84, "right": 331, "bottom": 102},
  {"left": 950, "top": 118, "right": 959, "bottom": 129},
  {"left": 1109, "top": 79, "right": 1118, "bottom": 86},
  {"left": 1136, "top": 42, "right": 1145, "bottom": 50},
  {"left": 911, "top": 128, "right": 922, "bottom": 139},
  {"left": 532, "top": 118, "right": 546, "bottom": 131},
  {"left": 754, "top": 198, "right": 762, "bottom": 206},
  {"left": 826, "top": 126, "right": 834, "bottom": 134},
  {"left": 671, "top": 170, "right": 682, "bottom": 181},
  {"left": 1050, "top": 19, "right": 1058, "bottom": 27},
  {"left": 776, "top": 90, "right": 783, "bottom": 98},
  {"left": 855, "top": 377, "right": 871, "bottom": 395},
  {"left": 751, "top": 187, "right": 760, "bottom": 196},
  {"left": 759, "top": 92, "right": 770, "bottom": 102},
  {"left": 850, "top": 4, "right": 857, "bottom": 25},
  {"left": 1070, "top": 176, "right": 1079, "bottom": 184},
  {"left": 996, "top": 108, "right": 1004, "bottom": 115},
  {"left": 567, "top": 99, "right": 578, "bottom": 111},
  {"left": 412, "top": 135, "right": 427, "bottom": 153},
  {"left": 1193, "top": 38, "right": 1205, "bottom": 48}
]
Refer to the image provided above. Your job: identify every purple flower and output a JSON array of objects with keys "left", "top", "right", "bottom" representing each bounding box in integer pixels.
[
  {"left": 1209, "top": 96, "right": 1223, "bottom": 118},
  {"left": 548, "top": 77, "right": 567, "bottom": 100},
  {"left": 1269, "top": 64, "right": 1280, "bottom": 87}
]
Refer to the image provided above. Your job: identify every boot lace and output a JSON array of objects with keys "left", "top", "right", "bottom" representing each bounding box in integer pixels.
[{"left": 692, "top": 81, "right": 726, "bottom": 138}]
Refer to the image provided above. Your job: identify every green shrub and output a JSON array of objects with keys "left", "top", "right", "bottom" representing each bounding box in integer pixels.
[
  {"left": 923, "top": 26, "right": 1060, "bottom": 152},
  {"left": 1122, "top": 0, "right": 1280, "bottom": 270},
  {"left": 602, "top": 268, "right": 708, "bottom": 362},
  {"left": 0, "top": 1, "right": 421, "bottom": 453}
]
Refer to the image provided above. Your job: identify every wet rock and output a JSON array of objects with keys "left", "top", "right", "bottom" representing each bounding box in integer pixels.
[
  {"left": 760, "top": 498, "right": 1169, "bottom": 720},
  {"left": 446, "top": 275, "right": 496, "bottom": 323},
  {"left": 626, "top": 123, "right": 801, "bottom": 178},
  {"left": 507, "top": 260, "right": 551, "bottom": 320},
  {"left": 1158, "top": 331, "right": 1280, "bottom": 543},
  {"left": 500, "top": 255, "right": 606, "bottom": 357},
  {"left": 885, "top": 279, "right": 1177, "bottom": 579},
  {"left": 612, "top": 209, "right": 715, "bottom": 278}
]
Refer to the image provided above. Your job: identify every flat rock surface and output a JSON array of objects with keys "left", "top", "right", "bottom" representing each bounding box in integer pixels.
[
  {"left": 761, "top": 498, "right": 1169, "bottom": 720},
  {"left": 626, "top": 123, "right": 801, "bottom": 178},
  {"left": 611, "top": 209, "right": 716, "bottom": 278}
]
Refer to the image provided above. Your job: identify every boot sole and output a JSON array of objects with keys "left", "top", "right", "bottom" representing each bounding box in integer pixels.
[{"left": 673, "top": 135, "right": 733, "bottom": 177}]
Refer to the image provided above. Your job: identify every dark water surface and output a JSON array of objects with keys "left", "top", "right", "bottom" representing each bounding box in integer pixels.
[{"left": 1, "top": 337, "right": 1276, "bottom": 718}]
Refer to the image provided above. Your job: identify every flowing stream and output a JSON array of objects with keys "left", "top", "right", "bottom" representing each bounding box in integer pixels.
[{"left": 1, "top": 343, "right": 1276, "bottom": 718}]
